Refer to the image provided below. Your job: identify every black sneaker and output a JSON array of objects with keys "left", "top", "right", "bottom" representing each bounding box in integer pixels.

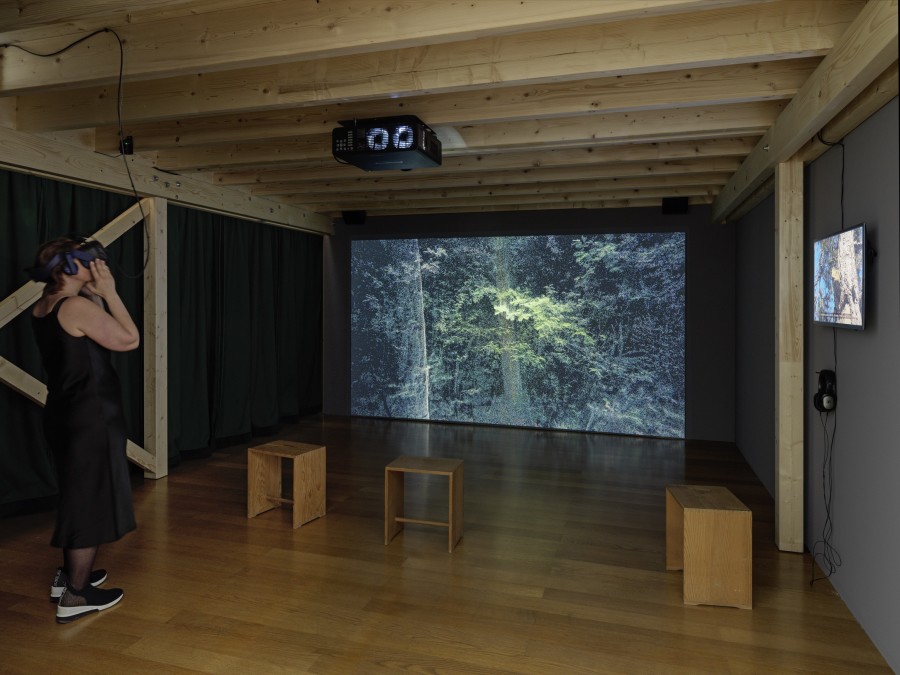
[
  {"left": 49, "top": 567, "right": 108, "bottom": 602},
  {"left": 56, "top": 585, "right": 124, "bottom": 624}
]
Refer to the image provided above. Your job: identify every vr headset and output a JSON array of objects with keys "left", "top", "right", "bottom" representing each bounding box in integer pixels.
[{"left": 26, "top": 238, "right": 109, "bottom": 282}]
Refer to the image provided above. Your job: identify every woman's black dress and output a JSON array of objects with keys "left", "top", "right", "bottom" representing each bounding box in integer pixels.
[{"left": 32, "top": 297, "right": 136, "bottom": 549}]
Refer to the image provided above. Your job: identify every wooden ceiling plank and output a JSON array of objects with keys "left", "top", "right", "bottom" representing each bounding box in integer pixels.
[
  {"left": 0, "top": 0, "right": 783, "bottom": 94},
  {"left": 155, "top": 138, "right": 329, "bottom": 172},
  {"left": 0, "top": 1, "right": 275, "bottom": 39},
  {"left": 444, "top": 101, "right": 783, "bottom": 150},
  {"left": 713, "top": 0, "right": 898, "bottom": 222},
  {"left": 335, "top": 195, "right": 714, "bottom": 216},
  {"left": 215, "top": 138, "right": 759, "bottom": 185},
  {"left": 154, "top": 102, "right": 780, "bottom": 171},
  {"left": 300, "top": 185, "right": 719, "bottom": 212},
  {"left": 16, "top": 71, "right": 286, "bottom": 131},
  {"left": 12, "top": 0, "right": 856, "bottom": 124},
  {"left": 90, "top": 60, "right": 817, "bottom": 152},
  {"left": 3, "top": 0, "right": 771, "bottom": 36},
  {"left": 248, "top": 158, "right": 743, "bottom": 196},
  {"left": 3, "top": 0, "right": 772, "bottom": 38},
  {"left": 353, "top": 196, "right": 714, "bottom": 214},
  {"left": 290, "top": 172, "right": 732, "bottom": 203}
]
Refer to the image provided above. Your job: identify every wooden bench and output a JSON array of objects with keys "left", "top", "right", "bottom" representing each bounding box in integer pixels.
[
  {"left": 247, "top": 441, "right": 326, "bottom": 529},
  {"left": 666, "top": 485, "right": 752, "bottom": 608},
  {"left": 385, "top": 456, "right": 464, "bottom": 552}
]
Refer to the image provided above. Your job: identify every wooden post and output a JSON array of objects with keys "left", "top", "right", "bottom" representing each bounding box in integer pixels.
[
  {"left": 143, "top": 197, "right": 168, "bottom": 479},
  {"left": 0, "top": 200, "right": 158, "bottom": 473},
  {"left": 774, "top": 158, "right": 804, "bottom": 552}
]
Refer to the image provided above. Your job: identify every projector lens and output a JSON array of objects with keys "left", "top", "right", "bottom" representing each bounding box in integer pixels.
[
  {"left": 366, "top": 127, "right": 389, "bottom": 150},
  {"left": 392, "top": 125, "right": 414, "bottom": 150}
]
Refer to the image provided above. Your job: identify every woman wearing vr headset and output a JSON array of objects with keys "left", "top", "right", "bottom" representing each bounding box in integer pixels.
[{"left": 29, "top": 236, "right": 140, "bottom": 623}]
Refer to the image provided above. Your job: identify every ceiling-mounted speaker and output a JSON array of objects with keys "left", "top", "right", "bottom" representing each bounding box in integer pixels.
[
  {"left": 662, "top": 196, "right": 690, "bottom": 214},
  {"left": 342, "top": 210, "right": 367, "bottom": 225}
]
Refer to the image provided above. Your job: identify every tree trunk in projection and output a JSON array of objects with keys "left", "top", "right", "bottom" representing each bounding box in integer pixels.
[
  {"left": 491, "top": 236, "right": 527, "bottom": 421},
  {"left": 396, "top": 238, "right": 429, "bottom": 419},
  {"left": 412, "top": 239, "right": 430, "bottom": 418}
]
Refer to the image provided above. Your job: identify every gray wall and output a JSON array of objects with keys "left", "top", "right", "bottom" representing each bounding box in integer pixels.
[
  {"left": 807, "top": 97, "right": 900, "bottom": 669},
  {"left": 323, "top": 205, "right": 736, "bottom": 442},
  {"left": 735, "top": 97, "right": 899, "bottom": 669},
  {"left": 734, "top": 194, "right": 776, "bottom": 496}
]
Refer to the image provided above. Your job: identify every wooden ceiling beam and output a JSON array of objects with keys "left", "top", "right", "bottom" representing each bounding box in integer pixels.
[
  {"left": 300, "top": 186, "right": 718, "bottom": 213},
  {"left": 4, "top": 0, "right": 771, "bottom": 39},
  {"left": 796, "top": 61, "right": 898, "bottom": 165},
  {"left": 0, "top": 1, "right": 273, "bottom": 38},
  {"left": 155, "top": 101, "right": 781, "bottom": 171},
  {"left": 329, "top": 195, "right": 714, "bottom": 217},
  {"left": 713, "top": 0, "right": 898, "bottom": 222},
  {"left": 0, "top": 124, "right": 331, "bottom": 234},
  {"left": 727, "top": 62, "right": 898, "bottom": 223},
  {"left": 12, "top": 0, "right": 855, "bottom": 126},
  {"left": 443, "top": 101, "right": 783, "bottom": 150},
  {"left": 215, "top": 138, "right": 758, "bottom": 185},
  {"left": 248, "top": 159, "right": 742, "bottom": 196},
  {"left": 291, "top": 173, "right": 731, "bottom": 205},
  {"left": 91, "top": 60, "right": 815, "bottom": 152},
  {"left": 0, "top": 0, "right": 780, "bottom": 94}
]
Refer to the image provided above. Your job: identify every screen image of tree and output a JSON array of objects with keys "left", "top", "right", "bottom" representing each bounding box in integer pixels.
[
  {"left": 351, "top": 233, "right": 685, "bottom": 437},
  {"left": 813, "top": 226, "right": 864, "bottom": 326}
]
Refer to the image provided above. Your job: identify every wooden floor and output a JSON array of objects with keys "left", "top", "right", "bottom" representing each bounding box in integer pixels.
[{"left": 0, "top": 416, "right": 890, "bottom": 673}]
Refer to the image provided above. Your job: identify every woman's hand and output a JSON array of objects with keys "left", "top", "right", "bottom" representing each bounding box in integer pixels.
[
  {"left": 79, "top": 285, "right": 105, "bottom": 307},
  {"left": 85, "top": 259, "right": 117, "bottom": 299},
  {"left": 60, "top": 259, "right": 139, "bottom": 351}
]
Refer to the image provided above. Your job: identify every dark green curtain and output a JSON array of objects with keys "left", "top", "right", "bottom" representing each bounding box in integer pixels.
[
  {"left": 167, "top": 205, "right": 322, "bottom": 458},
  {"left": 1, "top": 170, "right": 322, "bottom": 510}
]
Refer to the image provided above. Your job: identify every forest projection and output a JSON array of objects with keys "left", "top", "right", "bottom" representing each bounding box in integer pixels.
[{"left": 351, "top": 233, "right": 685, "bottom": 437}]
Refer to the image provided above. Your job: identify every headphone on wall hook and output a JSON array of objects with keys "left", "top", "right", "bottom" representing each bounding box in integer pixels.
[{"left": 813, "top": 369, "right": 837, "bottom": 413}]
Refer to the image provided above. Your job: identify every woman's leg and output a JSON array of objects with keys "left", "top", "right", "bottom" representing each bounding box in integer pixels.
[
  {"left": 56, "top": 544, "right": 122, "bottom": 623},
  {"left": 63, "top": 546, "right": 98, "bottom": 591}
]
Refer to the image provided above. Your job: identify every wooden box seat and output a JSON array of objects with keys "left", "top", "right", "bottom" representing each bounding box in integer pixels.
[
  {"left": 385, "top": 456, "right": 464, "bottom": 552},
  {"left": 247, "top": 441, "right": 326, "bottom": 529},
  {"left": 666, "top": 484, "right": 752, "bottom": 608}
]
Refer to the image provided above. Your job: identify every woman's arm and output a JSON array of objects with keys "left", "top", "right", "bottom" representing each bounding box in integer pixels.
[{"left": 58, "top": 260, "right": 140, "bottom": 352}]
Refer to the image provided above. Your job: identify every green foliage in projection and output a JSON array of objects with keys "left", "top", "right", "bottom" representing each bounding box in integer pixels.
[{"left": 351, "top": 232, "right": 685, "bottom": 438}]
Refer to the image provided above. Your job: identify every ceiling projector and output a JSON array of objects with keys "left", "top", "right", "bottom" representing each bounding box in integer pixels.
[{"left": 332, "top": 116, "right": 442, "bottom": 171}]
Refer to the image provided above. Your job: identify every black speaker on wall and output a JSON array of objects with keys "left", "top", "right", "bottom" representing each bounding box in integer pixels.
[
  {"left": 342, "top": 210, "right": 367, "bottom": 225},
  {"left": 662, "top": 196, "right": 690, "bottom": 215}
]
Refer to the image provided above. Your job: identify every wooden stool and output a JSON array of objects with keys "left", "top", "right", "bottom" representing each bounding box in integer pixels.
[
  {"left": 247, "top": 441, "right": 326, "bottom": 528},
  {"left": 385, "top": 456, "right": 464, "bottom": 552},
  {"left": 666, "top": 485, "right": 752, "bottom": 608}
]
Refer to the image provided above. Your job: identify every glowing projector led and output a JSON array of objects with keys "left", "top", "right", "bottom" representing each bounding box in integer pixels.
[{"left": 332, "top": 116, "right": 442, "bottom": 171}]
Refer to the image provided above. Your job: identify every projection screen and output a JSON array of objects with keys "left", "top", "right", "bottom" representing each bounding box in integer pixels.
[{"left": 351, "top": 233, "right": 685, "bottom": 438}]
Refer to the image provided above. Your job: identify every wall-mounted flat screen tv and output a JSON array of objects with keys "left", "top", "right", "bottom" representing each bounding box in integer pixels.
[{"left": 812, "top": 223, "right": 866, "bottom": 329}]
